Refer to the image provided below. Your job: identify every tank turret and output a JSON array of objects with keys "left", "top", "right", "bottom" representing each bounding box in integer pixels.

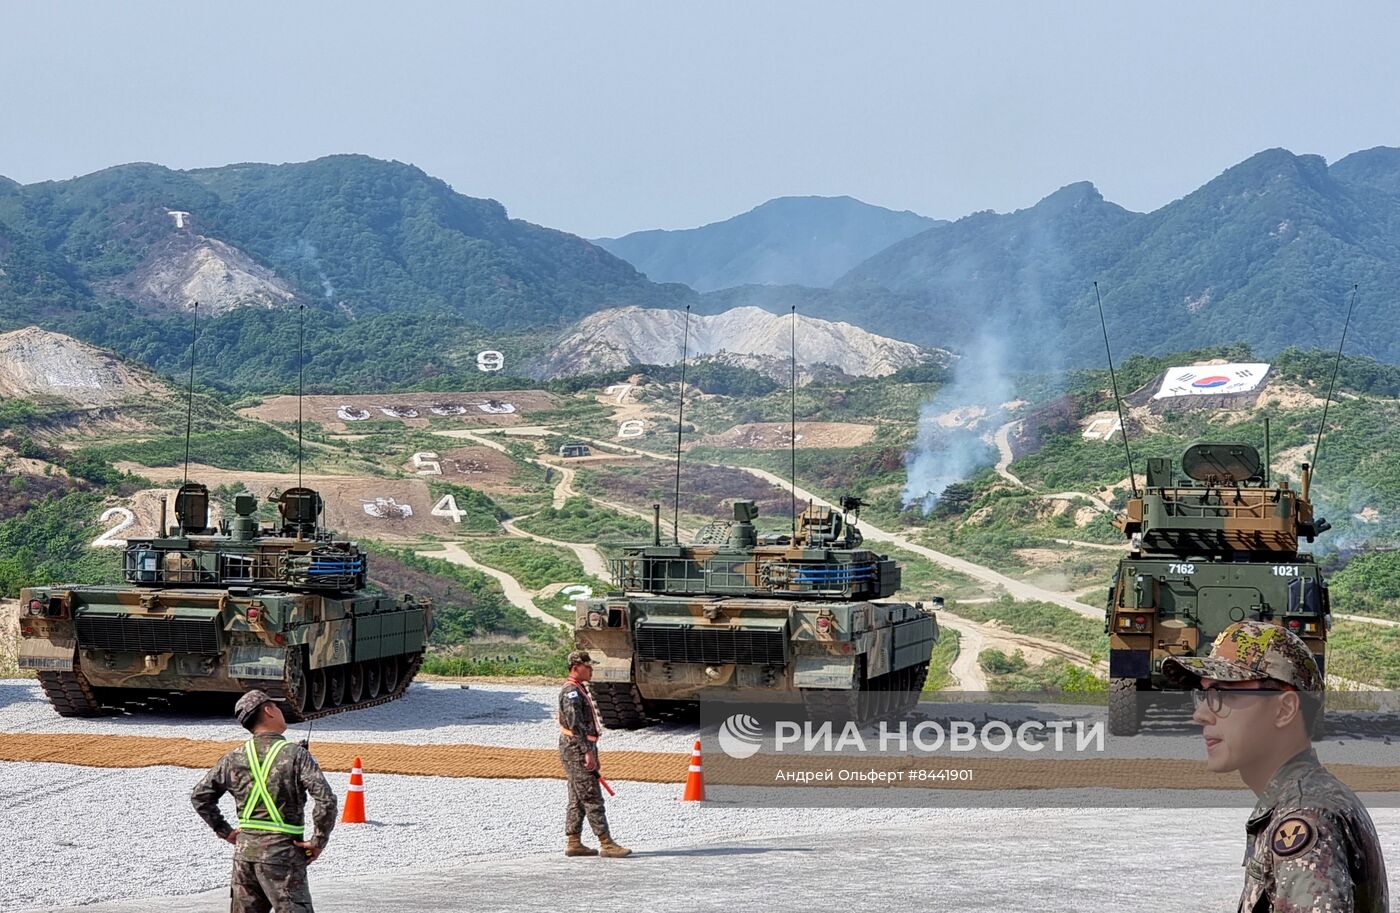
[
  {"left": 122, "top": 486, "right": 367, "bottom": 592},
  {"left": 610, "top": 498, "right": 900, "bottom": 600}
]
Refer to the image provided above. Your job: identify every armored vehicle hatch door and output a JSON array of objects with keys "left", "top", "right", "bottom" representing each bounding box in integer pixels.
[{"left": 1197, "top": 585, "right": 1264, "bottom": 632}]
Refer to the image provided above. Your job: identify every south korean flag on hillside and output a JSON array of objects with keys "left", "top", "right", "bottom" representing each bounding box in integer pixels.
[{"left": 1153, "top": 363, "right": 1270, "bottom": 399}]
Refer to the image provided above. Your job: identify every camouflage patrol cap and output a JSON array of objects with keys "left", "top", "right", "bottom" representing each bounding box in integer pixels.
[
  {"left": 234, "top": 689, "right": 276, "bottom": 725},
  {"left": 1162, "top": 621, "right": 1323, "bottom": 691},
  {"left": 566, "top": 650, "right": 593, "bottom": 668}
]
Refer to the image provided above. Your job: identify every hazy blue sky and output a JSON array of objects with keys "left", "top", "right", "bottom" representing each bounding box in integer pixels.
[{"left": 2, "top": 2, "right": 1398, "bottom": 238}]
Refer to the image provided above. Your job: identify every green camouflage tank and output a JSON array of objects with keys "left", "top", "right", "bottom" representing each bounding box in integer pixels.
[
  {"left": 574, "top": 497, "right": 940, "bottom": 728},
  {"left": 1105, "top": 442, "right": 1331, "bottom": 735},
  {"left": 17, "top": 482, "right": 432, "bottom": 719}
]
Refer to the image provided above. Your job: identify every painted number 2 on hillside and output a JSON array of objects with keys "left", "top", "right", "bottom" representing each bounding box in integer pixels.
[{"left": 92, "top": 507, "right": 136, "bottom": 547}]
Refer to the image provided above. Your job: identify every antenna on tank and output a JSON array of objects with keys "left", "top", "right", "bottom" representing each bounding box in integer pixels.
[
  {"left": 671, "top": 305, "right": 691, "bottom": 545},
  {"left": 790, "top": 305, "right": 798, "bottom": 539},
  {"left": 1094, "top": 282, "right": 1138, "bottom": 498},
  {"left": 1263, "top": 416, "right": 1271, "bottom": 485},
  {"left": 181, "top": 301, "right": 199, "bottom": 489},
  {"left": 1311, "top": 284, "right": 1358, "bottom": 474},
  {"left": 297, "top": 304, "right": 306, "bottom": 489}
]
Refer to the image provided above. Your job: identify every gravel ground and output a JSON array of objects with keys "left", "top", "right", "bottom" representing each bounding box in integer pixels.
[
  {"left": 5, "top": 760, "right": 1399, "bottom": 913},
  {"left": 0, "top": 760, "right": 1001, "bottom": 910},
  {"left": 3, "top": 675, "right": 1399, "bottom": 912}
]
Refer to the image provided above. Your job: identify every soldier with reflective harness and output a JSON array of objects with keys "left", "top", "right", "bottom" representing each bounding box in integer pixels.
[{"left": 192, "top": 689, "right": 338, "bottom": 913}]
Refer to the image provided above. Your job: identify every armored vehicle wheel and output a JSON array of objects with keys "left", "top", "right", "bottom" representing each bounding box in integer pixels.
[
  {"left": 363, "top": 660, "right": 382, "bottom": 700},
  {"left": 327, "top": 666, "right": 348, "bottom": 707},
  {"left": 589, "top": 681, "right": 648, "bottom": 729},
  {"left": 36, "top": 670, "right": 107, "bottom": 718},
  {"left": 382, "top": 656, "right": 401, "bottom": 693},
  {"left": 309, "top": 669, "right": 328, "bottom": 711},
  {"left": 1109, "top": 678, "right": 1141, "bottom": 737},
  {"left": 348, "top": 663, "right": 365, "bottom": 704}
]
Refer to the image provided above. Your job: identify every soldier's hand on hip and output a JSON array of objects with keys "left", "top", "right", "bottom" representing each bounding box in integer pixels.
[
  {"left": 225, "top": 829, "right": 240, "bottom": 845},
  {"left": 294, "top": 840, "right": 323, "bottom": 862}
]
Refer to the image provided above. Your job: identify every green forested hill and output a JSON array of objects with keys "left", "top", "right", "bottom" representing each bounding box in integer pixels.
[{"left": 0, "top": 156, "right": 688, "bottom": 391}]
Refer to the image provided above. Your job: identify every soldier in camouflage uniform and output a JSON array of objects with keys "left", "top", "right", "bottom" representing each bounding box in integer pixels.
[
  {"left": 559, "top": 650, "right": 632, "bottom": 858},
  {"left": 191, "top": 690, "right": 339, "bottom": 913},
  {"left": 1164, "top": 621, "right": 1389, "bottom": 913}
]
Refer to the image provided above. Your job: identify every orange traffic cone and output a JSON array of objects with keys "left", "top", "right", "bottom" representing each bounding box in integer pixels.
[
  {"left": 682, "top": 739, "right": 706, "bottom": 801},
  {"left": 341, "top": 756, "right": 367, "bottom": 824}
]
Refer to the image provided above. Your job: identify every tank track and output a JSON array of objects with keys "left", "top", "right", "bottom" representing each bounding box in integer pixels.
[
  {"left": 801, "top": 660, "right": 928, "bottom": 722},
  {"left": 35, "top": 669, "right": 106, "bottom": 718},
  {"left": 262, "top": 651, "right": 426, "bottom": 723},
  {"left": 588, "top": 681, "right": 649, "bottom": 730},
  {"left": 35, "top": 653, "right": 424, "bottom": 721}
]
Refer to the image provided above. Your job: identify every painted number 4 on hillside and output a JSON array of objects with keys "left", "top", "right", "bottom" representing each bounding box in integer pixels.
[{"left": 431, "top": 494, "right": 466, "bottom": 523}]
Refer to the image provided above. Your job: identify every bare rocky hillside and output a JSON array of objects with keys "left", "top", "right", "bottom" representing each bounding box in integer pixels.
[
  {"left": 0, "top": 327, "right": 170, "bottom": 405},
  {"left": 538, "top": 305, "right": 938, "bottom": 380},
  {"left": 98, "top": 232, "right": 297, "bottom": 315}
]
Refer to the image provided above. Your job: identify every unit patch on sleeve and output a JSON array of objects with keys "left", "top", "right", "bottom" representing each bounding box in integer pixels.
[{"left": 1270, "top": 817, "right": 1317, "bottom": 858}]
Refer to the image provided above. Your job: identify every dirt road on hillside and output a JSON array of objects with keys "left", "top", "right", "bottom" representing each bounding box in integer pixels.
[{"left": 418, "top": 543, "right": 569, "bottom": 629}]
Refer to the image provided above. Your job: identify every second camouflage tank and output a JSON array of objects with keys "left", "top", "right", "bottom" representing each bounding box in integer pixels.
[{"left": 574, "top": 497, "right": 940, "bottom": 728}]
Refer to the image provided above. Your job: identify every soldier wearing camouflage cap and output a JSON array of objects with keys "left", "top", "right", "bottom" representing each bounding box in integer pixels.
[
  {"left": 558, "top": 650, "right": 631, "bottom": 858},
  {"left": 1164, "top": 621, "right": 1388, "bottom": 912},
  {"left": 191, "top": 689, "right": 339, "bottom": 912}
]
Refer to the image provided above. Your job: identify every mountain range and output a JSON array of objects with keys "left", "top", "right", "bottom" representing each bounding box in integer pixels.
[
  {"left": 766, "top": 147, "right": 1400, "bottom": 368},
  {"left": 594, "top": 196, "right": 939, "bottom": 291},
  {"left": 4, "top": 147, "right": 1400, "bottom": 391}
]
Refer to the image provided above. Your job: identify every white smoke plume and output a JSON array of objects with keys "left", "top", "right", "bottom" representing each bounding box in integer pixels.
[
  {"left": 902, "top": 333, "right": 1014, "bottom": 512},
  {"left": 293, "top": 239, "right": 336, "bottom": 300},
  {"left": 899, "top": 217, "right": 1070, "bottom": 512}
]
